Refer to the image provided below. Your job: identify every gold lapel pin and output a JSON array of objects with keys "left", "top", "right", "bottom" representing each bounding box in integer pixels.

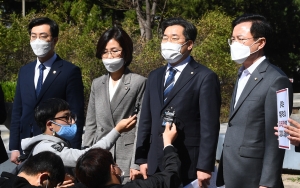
[
  {"left": 191, "top": 72, "right": 194, "bottom": 74},
  {"left": 53, "top": 71, "right": 56, "bottom": 74},
  {"left": 255, "top": 78, "right": 257, "bottom": 80}
]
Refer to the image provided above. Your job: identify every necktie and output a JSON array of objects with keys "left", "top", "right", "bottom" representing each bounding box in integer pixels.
[
  {"left": 164, "top": 67, "right": 177, "bottom": 102},
  {"left": 36, "top": 64, "right": 46, "bottom": 97}
]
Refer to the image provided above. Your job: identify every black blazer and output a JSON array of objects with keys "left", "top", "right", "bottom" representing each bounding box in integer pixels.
[
  {"left": 9, "top": 55, "right": 85, "bottom": 151},
  {"left": 135, "top": 57, "right": 221, "bottom": 184}
]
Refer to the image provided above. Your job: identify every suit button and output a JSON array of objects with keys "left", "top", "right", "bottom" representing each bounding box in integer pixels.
[{"left": 101, "top": 128, "right": 104, "bottom": 132}]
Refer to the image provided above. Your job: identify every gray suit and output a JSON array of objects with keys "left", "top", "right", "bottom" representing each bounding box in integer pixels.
[
  {"left": 83, "top": 68, "right": 146, "bottom": 183},
  {"left": 217, "top": 59, "right": 293, "bottom": 188}
]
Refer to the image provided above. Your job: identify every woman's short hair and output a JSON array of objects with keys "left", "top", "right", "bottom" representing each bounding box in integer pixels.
[
  {"left": 96, "top": 27, "right": 133, "bottom": 67},
  {"left": 76, "top": 148, "right": 115, "bottom": 188}
]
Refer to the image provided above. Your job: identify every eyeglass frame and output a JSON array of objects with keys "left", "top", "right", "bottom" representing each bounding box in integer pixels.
[
  {"left": 30, "top": 33, "right": 53, "bottom": 41},
  {"left": 161, "top": 36, "right": 187, "bottom": 43},
  {"left": 50, "top": 113, "right": 77, "bottom": 126},
  {"left": 102, "top": 50, "right": 122, "bottom": 58},
  {"left": 228, "top": 37, "right": 261, "bottom": 45}
]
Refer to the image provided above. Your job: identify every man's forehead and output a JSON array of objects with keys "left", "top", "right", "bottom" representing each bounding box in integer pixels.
[
  {"left": 164, "top": 25, "right": 184, "bottom": 35},
  {"left": 31, "top": 24, "right": 51, "bottom": 33},
  {"left": 232, "top": 21, "right": 252, "bottom": 36}
]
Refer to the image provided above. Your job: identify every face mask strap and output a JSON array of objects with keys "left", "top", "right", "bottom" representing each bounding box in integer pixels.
[{"left": 250, "top": 38, "right": 261, "bottom": 55}]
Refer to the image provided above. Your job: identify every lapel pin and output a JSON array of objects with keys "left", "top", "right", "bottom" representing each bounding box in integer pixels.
[
  {"left": 53, "top": 71, "right": 56, "bottom": 74},
  {"left": 191, "top": 72, "right": 194, "bottom": 74},
  {"left": 255, "top": 78, "right": 257, "bottom": 80},
  {"left": 125, "top": 86, "right": 128, "bottom": 90}
]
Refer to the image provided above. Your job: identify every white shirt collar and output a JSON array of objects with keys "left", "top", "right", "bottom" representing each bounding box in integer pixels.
[
  {"left": 246, "top": 56, "right": 266, "bottom": 74},
  {"left": 166, "top": 56, "right": 191, "bottom": 72},
  {"left": 35, "top": 53, "right": 57, "bottom": 70}
]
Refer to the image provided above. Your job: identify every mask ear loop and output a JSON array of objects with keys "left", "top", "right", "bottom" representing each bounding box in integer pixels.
[{"left": 250, "top": 38, "right": 261, "bottom": 55}]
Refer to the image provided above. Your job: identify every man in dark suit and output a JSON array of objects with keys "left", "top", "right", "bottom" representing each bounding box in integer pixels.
[
  {"left": 9, "top": 17, "right": 84, "bottom": 164},
  {"left": 0, "top": 85, "right": 8, "bottom": 164},
  {"left": 216, "top": 14, "right": 293, "bottom": 188},
  {"left": 135, "top": 17, "right": 221, "bottom": 187}
]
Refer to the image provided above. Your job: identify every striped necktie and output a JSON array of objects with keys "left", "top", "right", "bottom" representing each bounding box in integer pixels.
[
  {"left": 36, "top": 64, "right": 46, "bottom": 97},
  {"left": 164, "top": 67, "right": 177, "bottom": 102}
]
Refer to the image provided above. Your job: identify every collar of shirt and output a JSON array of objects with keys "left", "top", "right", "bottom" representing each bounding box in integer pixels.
[
  {"left": 34, "top": 53, "right": 57, "bottom": 88},
  {"left": 35, "top": 53, "right": 57, "bottom": 71},
  {"left": 166, "top": 55, "right": 191, "bottom": 73},
  {"left": 164, "top": 56, "right": 190, "bottom": 85},
  {"left": 246, "top": 56, "right": 266, "bottom": 75}
]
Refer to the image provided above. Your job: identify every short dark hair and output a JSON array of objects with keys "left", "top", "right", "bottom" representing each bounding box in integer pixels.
[
  {"left": 96, "top": 27, "right": 133, "bottom": 66},
  {"left": 161, "top": 17, "right": 197, "bottom": 42},
  {"left": 35, "top": 98, "right": 70, "bottom": 132},
  {"left": 75, "top": 148, "right": 115, "bottom": 188},
  {"left": 28, "top": 17, "right": 59, "bottom": 38},
  {"left": 232, "top": 14, "right": 272, "bottom": 54},
  {"left": 21, "top": 151, "right": 65, "bottom": 186}
]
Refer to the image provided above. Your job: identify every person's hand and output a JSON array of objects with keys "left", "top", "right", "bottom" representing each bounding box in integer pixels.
[
  {"left": 10, "top": 150, "right": 21, "bottom": 164},
  {"left": 130, "top": 168, "right": 143, "bottom": 180},
  {"left": 163, "top": 123, "right": 177, "bottom": 147},
  {"left": 139, "top": 163, "right": 148, "bottom": 179},
  {"left": 285, "top": 118, "right": 300, "bottom": 146},
  {"left": 259, "top": 186, "right": 268, "bottom": 188},
  {"left": 274, "top": 118, "right": 300, "bottom": 146},
  {"left": 56, "top": 180, "right": 75, "bottom": 188},
  {"left": 197, "top": 170, "right": 211, "bottom": 188},
  {"left": 115, "top": 115, "right": 137, "bottom": 133}
]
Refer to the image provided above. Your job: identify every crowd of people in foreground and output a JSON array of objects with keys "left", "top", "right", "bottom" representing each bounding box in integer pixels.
[{"left": 1, "top": 11, "right": 300, "bottom": 188}]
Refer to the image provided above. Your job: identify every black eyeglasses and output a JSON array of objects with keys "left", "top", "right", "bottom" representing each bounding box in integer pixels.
[{"left": 52, "top": 113, "right": 77, "bottom": 125}]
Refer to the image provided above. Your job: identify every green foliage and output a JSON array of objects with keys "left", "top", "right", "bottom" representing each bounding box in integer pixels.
[
  {"left": 192, "top": 10, "right": 236, "bottom": 122},
  {"left": 0, "top": 81, "right": 16, "bottom": 102}
]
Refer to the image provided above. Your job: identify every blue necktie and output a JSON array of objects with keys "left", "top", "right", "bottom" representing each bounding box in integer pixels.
[
  {"left": 36, "top": 64, "right": 46, "bottom": 97},
  {"left": 164, "top": 67, "right": 177, "bottom": 102}
]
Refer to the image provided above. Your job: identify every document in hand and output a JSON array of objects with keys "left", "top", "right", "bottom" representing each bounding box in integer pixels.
[
  {"left": 276, "top": 88, "right": 290, "bottom": 150},
  {"left": 183, "top": 166, "right": 225, "bottom": 188}
]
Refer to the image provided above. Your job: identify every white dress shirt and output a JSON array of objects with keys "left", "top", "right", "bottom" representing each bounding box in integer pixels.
[
  {"left": 109, "top": 75, "right": 122, "bottom": 101},
  {"left": 34, "top": 53, "right": 57, "bottom": 88},
  {"left": 164, "top": 56, "right": 190, "bottom": 86},
  {"left": 234, "top": 56, "right": 266, "bottom": 107}
]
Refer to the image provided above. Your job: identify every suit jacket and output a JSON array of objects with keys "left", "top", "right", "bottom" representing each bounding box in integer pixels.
[
  {"left": 0, "top": 85, "right": 8, "bottom": 164},
  {"left": 217, "top": 59, "right": 293, "bottom": 188},
  {"left": 135, "top": 57, "right": 221, "bottom": 184},
  {"left": 9, "top": 55, "right": 85, "bottom": 151},
  {"left": 83, "top": 68, "right": 146, "bottom": 182}
]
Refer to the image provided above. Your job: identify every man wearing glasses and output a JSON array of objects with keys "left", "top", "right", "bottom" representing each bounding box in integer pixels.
[
  {"left": 216, "top": 14, "right": 293, "bottom": 188},
  {"left": 9, "top": 17, "right": 85, "bottom": 164},
  {"left": 135, "top": 17, "right": 221, "bottom": 187}
]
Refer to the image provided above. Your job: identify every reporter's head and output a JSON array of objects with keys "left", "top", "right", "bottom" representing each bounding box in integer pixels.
[{"left": 76, "top": 148, "right": 122, "bottom": 187}]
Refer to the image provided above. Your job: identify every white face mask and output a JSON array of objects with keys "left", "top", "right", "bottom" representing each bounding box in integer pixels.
[
  {"left": 102, "top": 58, "right": 124, "bottom": 72},
  {"left": 30, "top": 39, "right": 52, "bottom": 57},
  {"left": 229, "top": 39, "right": 260, "bottom": 64},
  {"left": 161, "top": 42, "right": 187, "bottom": 64}
]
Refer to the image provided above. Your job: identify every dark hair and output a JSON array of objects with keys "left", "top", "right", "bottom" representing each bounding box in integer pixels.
[
  {"left": 21, "top": 151, "right": 65, "bottom": 186},
  {"left": 232, "top": 14, "right": 272, "bottom": 54},
  {"left": 161, "top": 17, "right": 197, "bottom": 42},
  {"left": 28, "top": 17, "right": 59, "bottom": 38},
  {"left": 35, "top": 98, "right": 70, "bottom": 132},
  {"left": 96, "top": 27, "right": 133, "bottom": 66},
  {"left": 75, "top": 148, "right": 115, "bottom": 188}
]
